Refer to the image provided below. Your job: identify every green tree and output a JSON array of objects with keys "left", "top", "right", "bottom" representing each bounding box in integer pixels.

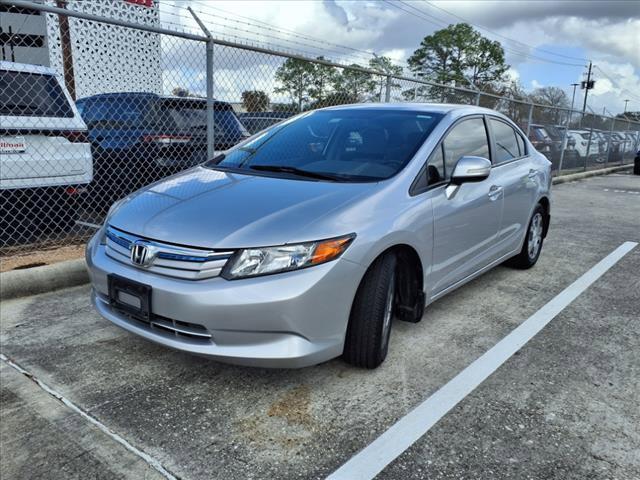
[
  {"left": 407, "top": 23, "right": 509, "bottom": 98},
  {"left": 308, "top": 57, "right": 339, "bottom": 103},
  {"left": 331, "top": 64, "right": 376, "bottom": 102},
  {"left": 171, "top": 87, "right": 191, "bottom": 97},
  {"left": 274, "top": 58, "right": 315, "bottom": 112},
  {"left": 368, "top": 56, "right": 403, "bottom": 101},
  {"left": 241, "top": 90, "right": 270, "bottom": 112},
  {"left": 531, "top": 86, "right": 570, "bottom": 123},
  {"left": 306, "top": 92, "right": 360, "bottom": 110},
  {"left": 616, "top": 111, "right": 640, "bottom": 122},
  {"left": 495, "top": 80, "right": 532, "bottom": 127}
]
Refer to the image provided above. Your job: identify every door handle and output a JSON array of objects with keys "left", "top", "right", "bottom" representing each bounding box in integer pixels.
[
  {"left": 528, "top": 169, "right": 538, "bottom": 178},
  {"left": 488, "top": 185, "right": 503, "bottom": 200}
]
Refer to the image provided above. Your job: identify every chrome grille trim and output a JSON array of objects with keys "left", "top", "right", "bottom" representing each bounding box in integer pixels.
[
  {"left": 151, "top": 316, "right": 212, "bottom": 339},
  {"left": 105, "top": 225, "right": 233, "bottom": 280}
]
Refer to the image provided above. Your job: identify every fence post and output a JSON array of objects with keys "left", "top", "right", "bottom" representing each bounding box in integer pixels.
[
  {"left": 606, "top": 117, "right": 615, "bottom": 166},
  {"left": 526, "top": 103, "right": 533, "bottom": 137},
  {"left": 385, "top": 75, "right": 391, "bottom": 102},
  {"left": 475, "top": 92, "right": 480, "bottom": 106},
  {"left": 557, "top": 110, "right": 570, "bottom": 174},
  {"left": 624, "top": 120, "right": 631, "bottom": 164},
  {"left": 188, "top": 7, "right": 215, "bottom": 160}
]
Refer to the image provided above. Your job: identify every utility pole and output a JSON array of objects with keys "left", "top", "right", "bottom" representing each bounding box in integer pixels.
[
  {"left": 56, "top": 0, "right": 76, "bottom": 100},
  {"left": 623, "top": 99, "right": 629, "bottom": 113},
  {"left": 581, "top": 61, "right": 593, "bottom": 114},
  {"left": 570, "top": 83, "right": 579, "bottom": 112}
]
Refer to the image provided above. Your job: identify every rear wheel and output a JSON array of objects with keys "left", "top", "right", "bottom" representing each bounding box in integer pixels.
[
  {"left": 506, "top": 204, "right": 545, "bottom": 269},
  {"left": 343, "top": 253, "right": 397, "bottom": 369}
]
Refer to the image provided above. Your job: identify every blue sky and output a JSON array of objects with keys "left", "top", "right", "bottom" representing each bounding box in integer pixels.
[{"left": 161, "top": 0, "right": 640, "bottom": 115}]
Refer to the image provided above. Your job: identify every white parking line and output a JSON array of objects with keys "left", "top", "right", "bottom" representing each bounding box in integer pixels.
[
  {"left": 0, "top": 353, "right": 178, "bottom": 480},
  {"left": 328, "top": 241, "right": 637, "bottom": 480},
  {"left": 603, "top": 188, "right": 640, "bottom": 195}
]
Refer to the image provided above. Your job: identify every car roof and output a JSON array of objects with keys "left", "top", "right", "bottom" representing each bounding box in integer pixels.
[
  {"left": 0, "top": 60, "right": 57, "bottom": 75},
  {"left": 76, "top": 92, "right": 232, "bottom": 107},
  {"left": 319, "top": 102, "right": 493, "bottom": 115}
]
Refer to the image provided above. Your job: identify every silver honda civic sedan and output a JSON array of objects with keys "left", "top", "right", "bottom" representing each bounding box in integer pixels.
[{"left": 86, "top": 103, "right": 551, "bottom": 369}]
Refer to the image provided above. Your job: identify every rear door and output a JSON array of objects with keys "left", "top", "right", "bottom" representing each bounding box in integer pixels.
[
  {"left": 0, "top": 66, "right": 92, "bottom": 189},
  {"left": 488, "top": 117, "right": 538, "bottom": 255}
]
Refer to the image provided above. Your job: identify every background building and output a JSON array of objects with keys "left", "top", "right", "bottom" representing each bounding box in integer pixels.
[{"left": 1, "top": 0, "right": 162, "bottom": 99}]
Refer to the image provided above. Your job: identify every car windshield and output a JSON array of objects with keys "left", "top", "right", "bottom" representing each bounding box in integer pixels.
[{"left": 206, "top": 109, "right": 443, "bottom": 182}]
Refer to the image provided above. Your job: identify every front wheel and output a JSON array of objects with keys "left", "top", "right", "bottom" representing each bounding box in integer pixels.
[
  {"left": 343, "top": 253, "right": 397, "bottom": 369},
  {"left": 506, "top": 204, "right": 545, "bottom": 269}
]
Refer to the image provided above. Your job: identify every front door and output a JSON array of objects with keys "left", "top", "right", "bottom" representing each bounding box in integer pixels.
[{"left": 429, "top": 117, "right": 503, "bottom": 295}]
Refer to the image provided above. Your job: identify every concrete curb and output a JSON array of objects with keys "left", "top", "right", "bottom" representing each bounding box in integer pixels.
[
  {"left": 0, "top": 163, "right": 634, "bottom": 301},
  {"left": 552, "top": 164, "right": 632, "bottom": 185},
  {"left": 1, "top": 258, "right": 89, "bottom": 301}
]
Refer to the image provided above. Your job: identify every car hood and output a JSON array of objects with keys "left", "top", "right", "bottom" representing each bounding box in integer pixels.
[{"left": 109, "top": 167, "right": 377, "bottom": 248}]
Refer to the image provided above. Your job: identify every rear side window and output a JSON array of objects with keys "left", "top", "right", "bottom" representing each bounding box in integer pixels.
[
  {"left": 442, "top": 118, "right": 490, "bottom": 178},
  {"left": 0, "top": 70, "right": 73, "bottom": 118},
  {"left": 490, "top": 118, "right": 520, "bottom": 163},
  {"left": 79, "top": 96, "right": 151, "bottom": 128},
  {"left": 159, "top": 100, "right": 249, "bottom": 139}
]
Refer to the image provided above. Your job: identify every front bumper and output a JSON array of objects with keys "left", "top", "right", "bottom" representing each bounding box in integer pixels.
[{"left": 86, "top": 234, "right": 366, "bottom": 368}]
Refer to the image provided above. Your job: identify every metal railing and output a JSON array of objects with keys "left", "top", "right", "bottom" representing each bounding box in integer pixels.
[{"left": 1, "top": 0, "right": 639, "bottom": 254}]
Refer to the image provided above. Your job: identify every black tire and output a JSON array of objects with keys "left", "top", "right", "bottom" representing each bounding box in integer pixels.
[
  {"left": 506, "top": 204, "right": 545, "bottom": 269},
  {"left": 343, "top": 252, "right": 397, "bottom": 369}
]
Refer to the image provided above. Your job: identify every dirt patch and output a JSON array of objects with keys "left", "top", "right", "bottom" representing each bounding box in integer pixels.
[
  {"left": 267, "top": 384, "right": 313, "bottom": 427},
  {"left": 236, "top": 384, "right": 316, "bottom": 459},
  {"left": 0, "top": 244, "right": 85, "bottom": 272}
]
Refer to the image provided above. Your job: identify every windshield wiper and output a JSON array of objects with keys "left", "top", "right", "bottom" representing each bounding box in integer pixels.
[{"left": 249, "top": 165, "right": 339, "bottom": 181}]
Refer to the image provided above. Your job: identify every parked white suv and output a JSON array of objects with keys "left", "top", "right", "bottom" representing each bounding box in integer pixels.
[
  {"left": 1, "top": 61, "right": 92, "bottom": 245},
  {"left": 567, "top": 129, "right": 602, "bottom": 162}
]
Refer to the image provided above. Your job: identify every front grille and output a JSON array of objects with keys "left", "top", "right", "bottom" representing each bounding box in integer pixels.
[
  {"left": 105, "top": 225, "right": 233, "bottom": 280},
  {"left": 102, "top": 294, "right": 212, "bottom": 344}
]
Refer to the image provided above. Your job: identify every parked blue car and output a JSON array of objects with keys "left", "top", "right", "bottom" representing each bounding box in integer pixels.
[{"left": 76, "top": 92, "right": 249, "bottom": 206}]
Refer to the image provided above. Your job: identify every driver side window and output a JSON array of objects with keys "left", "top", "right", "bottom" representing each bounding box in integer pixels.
[{"left": 442, "top": 118, "right": 491, "bottom": 179}]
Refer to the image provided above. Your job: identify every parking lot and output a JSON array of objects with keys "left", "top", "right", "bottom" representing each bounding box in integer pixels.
[{"left": 1, "top": 172, "right": 639, "bottom": 480}]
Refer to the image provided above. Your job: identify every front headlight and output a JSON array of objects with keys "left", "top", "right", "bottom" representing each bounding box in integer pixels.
[{"left": 221, "top": 234, "right": 355, "bottom": 280}]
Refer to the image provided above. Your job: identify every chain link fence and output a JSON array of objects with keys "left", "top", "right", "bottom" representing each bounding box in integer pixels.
[{"left": 2, "top": 0, "right": 639, "bottom": 255}]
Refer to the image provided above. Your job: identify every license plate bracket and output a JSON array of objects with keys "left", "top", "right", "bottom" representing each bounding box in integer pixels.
[{"left": 108, "top": 274, "right": 151, "bottom": 321}]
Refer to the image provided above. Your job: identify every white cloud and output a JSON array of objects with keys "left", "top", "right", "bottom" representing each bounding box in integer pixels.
[
  {"left": 379, "top": 48, "right": 406, "bottom": 64},
  {"left": 584, "top": 60, "right": 640, "bottom": 114},
  {"left": 531, "top": 79, "right": 544, "bottom": 89},
  {"left": 506, "top": 68, "right": 520, "bottom": 82}
]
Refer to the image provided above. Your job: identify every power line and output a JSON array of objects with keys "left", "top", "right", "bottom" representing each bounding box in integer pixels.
[
  {"left": 176, "top": 12, "right": 374, "bottom": 63},
  {"left": 159, "top": 8, "right": 378, "bottom": 71},
  {"left": 387, "top": 0, "right": 585, "bottom": 67},
  {"left": 188, "top": 1, "right": 378, "bottom": 62},
  {"left": 592, "top": 65, "right": 640, "bottom": 102},
  {"left": 420, "top": 0, "right": 590, "bottom": 62}
]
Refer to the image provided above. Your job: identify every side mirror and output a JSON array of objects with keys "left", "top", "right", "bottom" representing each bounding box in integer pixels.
[{"left": 451, "top": 156, "right": 491, "bottom": 184}]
